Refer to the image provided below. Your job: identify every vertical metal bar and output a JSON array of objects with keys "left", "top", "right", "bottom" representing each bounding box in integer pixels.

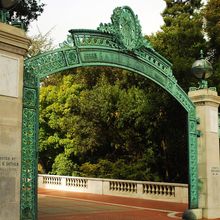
[
  {"left": 188, "top": 110, "right": 199, "bottom": 209},
  {"left": 20, "top": 70, "right": 39, "bottom": 220}
]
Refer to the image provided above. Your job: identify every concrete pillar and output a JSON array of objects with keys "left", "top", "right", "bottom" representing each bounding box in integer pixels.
[
  {"left": 0, "top": 22, "right": 30, "bottom": 220},
  {"left": 189, "top": 88, "right": 220, "bottom": 219}
]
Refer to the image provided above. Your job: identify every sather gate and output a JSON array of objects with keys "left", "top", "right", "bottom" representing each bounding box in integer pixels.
[{"left": 21, "top": 6, "right": 198, "bottom": 219}]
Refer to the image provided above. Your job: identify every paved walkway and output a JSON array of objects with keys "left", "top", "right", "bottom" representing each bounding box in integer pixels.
[
  {"left": 38, "top": 188, "right": 219, "bottom": 220},
  {"left": 38, "top": 188, "right": 187, "bottom": 220}
]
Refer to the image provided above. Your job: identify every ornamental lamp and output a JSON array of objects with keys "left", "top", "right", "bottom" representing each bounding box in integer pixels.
[
  {"left": 0, "top": 0, "right": 22, "bottom": 25},
  {"left": 0, "top": 0, "right": 20, "bottom": 10},
  {"left": 191, "top": 50, "right": 213, "bottom": 89}
]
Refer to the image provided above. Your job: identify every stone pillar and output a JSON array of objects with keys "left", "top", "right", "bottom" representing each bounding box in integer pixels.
[
  {"left": 189, "top": 88, "right": 220, "bottom": 219},
  {"left": 0, "top": 22, "right": 30, "bottom": 220}
]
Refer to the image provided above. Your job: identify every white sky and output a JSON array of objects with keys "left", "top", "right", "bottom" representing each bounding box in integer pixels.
[{"left": 28, "top": 0, "right": 166, "bottom": 46}]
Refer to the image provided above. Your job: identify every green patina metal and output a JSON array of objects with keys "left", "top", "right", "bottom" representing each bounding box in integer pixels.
[
  {"left": 0, "top": 9, "right": 8, "bottom": 22},
  {"left": 21, "top": 6, "right": 199, "bottom": 219}
]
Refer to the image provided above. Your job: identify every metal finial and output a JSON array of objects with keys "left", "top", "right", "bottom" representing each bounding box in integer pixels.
[{"left": 200, "top": 49, "right": 204, "bottom": 59}]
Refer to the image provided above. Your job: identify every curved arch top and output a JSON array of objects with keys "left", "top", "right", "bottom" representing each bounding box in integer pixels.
[
  {"left": 21, "top": 6, "right": 198, "bottom": 219},
  {"left": 24, "top": 29, "right": 194, "bottom": 113},
  {"left": 24, "top": 6, "right": 195, "bottom": 113}
]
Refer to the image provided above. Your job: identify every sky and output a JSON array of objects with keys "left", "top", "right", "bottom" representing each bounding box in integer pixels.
[{"left": 28, "top": 0, "right": 166, "bottom": 46}]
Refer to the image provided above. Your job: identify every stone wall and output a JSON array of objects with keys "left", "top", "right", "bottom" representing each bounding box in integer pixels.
[{"left": 0, "top": 22, "right": 30, "bottom": 220}]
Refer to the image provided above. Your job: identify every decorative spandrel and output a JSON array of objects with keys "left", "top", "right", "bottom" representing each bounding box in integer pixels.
[{"left": 98, "top": 6, "right": 153, "bottom": 51}]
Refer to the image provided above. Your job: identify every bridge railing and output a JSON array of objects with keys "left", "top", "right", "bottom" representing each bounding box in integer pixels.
[{"left": 38, "top": 174, "right": 188, "bottom": 203}]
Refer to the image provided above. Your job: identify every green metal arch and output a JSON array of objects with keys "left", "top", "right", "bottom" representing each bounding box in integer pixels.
[
  {"left": 24, "top": 40, "right": 193, "bottom": 112},
  {"left": 21, "top": 6, "right": 198, "bottom": 220}
]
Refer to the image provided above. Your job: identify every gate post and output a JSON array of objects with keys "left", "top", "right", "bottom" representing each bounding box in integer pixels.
[
  {"left": 188, "top": 88, "right": 220, "bottom": 219},
  {"left": 0, "top": 22, "right": 30, "bottom": 220}
]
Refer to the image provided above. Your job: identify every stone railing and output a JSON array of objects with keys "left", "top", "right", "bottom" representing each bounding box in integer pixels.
[{"left": 38, "top": 174, "right": 188, "bottom": 203}]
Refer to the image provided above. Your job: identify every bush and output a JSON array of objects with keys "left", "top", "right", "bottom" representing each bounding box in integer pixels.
[
  {"left": 79, "top": 156, "right": 161, "bottom": 181},
  {"left": 51, "top": 153, "right": 77, "bottom": 176}
]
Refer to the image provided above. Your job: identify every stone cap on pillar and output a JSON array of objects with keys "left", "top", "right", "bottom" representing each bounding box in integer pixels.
[
  {"left": 188, "top": 88, "right": 220, "bottom": 107},
  {"left": 0, "top": 22, "right": 30, "bottom": 56}
]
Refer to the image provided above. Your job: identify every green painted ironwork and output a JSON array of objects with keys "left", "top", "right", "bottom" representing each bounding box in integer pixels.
[
  {"left": 21, "top": 6, "right": 199, "bottom": 219},
  {"left": 0, "top": 9, "right": 8, "bottom": 22},
  {"left": 0, "top": 9, "right": 25, "bottom": 28}
]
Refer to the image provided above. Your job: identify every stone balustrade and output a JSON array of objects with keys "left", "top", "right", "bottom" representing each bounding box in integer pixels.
[{"left": 38, "top": 174, "right": 188, "bottom": 203}]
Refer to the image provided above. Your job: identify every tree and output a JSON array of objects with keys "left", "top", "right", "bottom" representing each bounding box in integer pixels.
[
  {"left": 39, "top": 68, "right": 161, "bottom": 180},
  {"left": 27, "top": 30, "right": 54, "bottom": 57},
  {"left": 39, "top": 66, "right": 188, "bottom": 182},
  {"left": 51, "top": 153, "right": 76, "bottom": 176},
  {"left": 149, "top": 0, "right": 206, "bottom": 89},
  {"left": 39, "top": 73, "right": 84, "bottom": 172},
  {"left": 38, "top": 1, "right": 212, "bottom": 183},
  {"left": 203, "top": 0, "right": 220, "bottom": 55},
  {"left": 203, "top": 0, "right": 220, "bottom": 91},
  {"left": 145, "top": 0, "right": 207, "bottom": 182},
  {"left": 8, "top": 0, "right": 45, "bottom": 29}
]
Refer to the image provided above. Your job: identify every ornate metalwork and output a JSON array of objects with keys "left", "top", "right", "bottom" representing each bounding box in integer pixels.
[
  {"left": 21, "top": 69, "right": 39, "bottom": 219},
  {"left": 98, "top": 6, "right": 153, "bottom": 51},
  {"left": 59, "top": 35, "right": 75, "bottom": 48},
  {"left": 188, "top": 110, "right": 199, "bottom": 208},
  {"left": 0, "top": 9, "right": 8, "bottom": 22},
  {"left": 0, "top": 0, "right": 25, "bottom": 28},
  {"left": 21, "top": 6, "right": 199, "bottom": 219},
  {"left": 0, "top": 10, "right": 24, "bottom": 28},
  {"left": 21, "top": 108, "right": 38, "bottom": 219},
  {"left": 25, "top": 48, "right": 79, "bottom": 79}
]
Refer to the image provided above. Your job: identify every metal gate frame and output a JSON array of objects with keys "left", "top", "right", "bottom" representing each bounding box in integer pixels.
[{"left": 21, "top": 6, "right": 198, "bottom": 219}]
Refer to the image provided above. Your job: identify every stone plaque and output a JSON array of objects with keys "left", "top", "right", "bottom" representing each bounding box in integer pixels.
[
  {"left": 208, "top": 109, "right": 218, "bottom": 133},
  {"left": 211, "top": 167, "right": 220, "bottom": 176},
  {"left": 0, "top": 54, "right": 19, "bottom": 97}
]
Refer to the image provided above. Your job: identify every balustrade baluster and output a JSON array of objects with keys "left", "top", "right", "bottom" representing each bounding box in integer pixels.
[
  {"left": 167, "top": 186, "right": 171, "bottom": 196},
  {"left": 171, "top": 186, "right": 175, "bottom": 196},
  {"left": 147, "top": 184, "right": 150, "bottom": 193},
  {"left": 39, "top": 175, "right": 183, "bottom": 201}
]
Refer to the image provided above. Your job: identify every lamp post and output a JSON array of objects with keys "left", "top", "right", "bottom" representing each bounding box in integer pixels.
[
  {"left": 187, "top": 51, "right": 220, "bottom": 219},
  {"left": 0, "top": 0, "right": 19, "bottom": 9},
  {"left": 0, "top": 0, "right": 20, "bottom": 23},
  {"left": 191, "top": 50, "right": 213, "bottom": 89}
]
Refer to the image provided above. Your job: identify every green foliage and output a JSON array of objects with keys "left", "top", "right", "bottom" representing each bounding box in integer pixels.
[
  {"left": 39, "top": 73, "right": 84, "bottom": 172},
  {"left": 28, "top": 31, "right": 54, "bottom": 57},
  {"left": 79, "top": 148, "right": 160, "bottom": 181},
  {"left": 203, "top": 0, "right": 220, "bottom": 91},
  {"left": 8, "top": 0, "right": 45, "bottom": 29},
  {"left": 51, "top": 153, "right": 77, "bottom": 176},
  {"left": 203, "top": 0, "right": 220, "bottom": 54},
  {"left": 39, "top": 67, "right": 188, "bottom": 183},
  {"left": 38, "top": 0, "right": 220, "bottom": 184},
  {"left": 149, "top": 0, "right": 205, "bottom": 90}
]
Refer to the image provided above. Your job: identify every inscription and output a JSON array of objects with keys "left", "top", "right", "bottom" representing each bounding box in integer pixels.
[
  {"left": 0, "top": 54, "right": 19, "bottom": 97},
  {"left": 211, "top": 167, "right": 220, "bottom": 176},
  {"left": 83, "top": 53, "right": 98, "bottom": 61},
  {"left": 0, "top": 156, "right": 19, "bottom": 173}
]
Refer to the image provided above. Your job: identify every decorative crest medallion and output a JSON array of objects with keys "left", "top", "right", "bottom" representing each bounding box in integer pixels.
[
  {"left": 112, "top": 6, "right": 141, "bottom": 50},
  {"left": 98, "top": 6, "right": 153, "bottom": 51}
]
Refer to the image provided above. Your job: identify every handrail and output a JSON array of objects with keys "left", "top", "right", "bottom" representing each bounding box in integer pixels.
[{"left": 38, "top": 174, "right": 188, "bottom": 204}]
